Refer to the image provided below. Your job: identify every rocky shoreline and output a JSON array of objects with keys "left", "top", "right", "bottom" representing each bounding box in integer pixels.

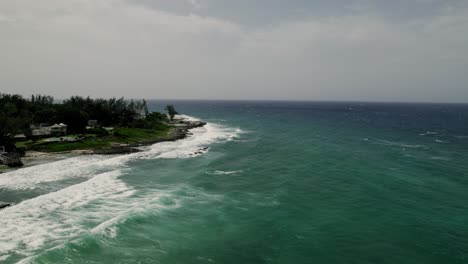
[
  {"left": 93, "top": 120, "right": 206, "bottom": 154},
  {"left": 0, "top": 120, "right": 206, "bottom": 174}
]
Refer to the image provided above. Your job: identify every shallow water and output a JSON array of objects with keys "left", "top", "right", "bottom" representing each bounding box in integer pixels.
[{"left": 1, "top": 101, "right": 468, "bottom": 263}]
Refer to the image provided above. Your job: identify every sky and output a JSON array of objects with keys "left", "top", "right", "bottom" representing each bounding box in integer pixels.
[{"left": 0, "top": 0, "right": 468, "bottom": 102}]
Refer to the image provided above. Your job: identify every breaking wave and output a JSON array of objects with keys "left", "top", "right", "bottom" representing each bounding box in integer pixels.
[{"left": 0, "top": 116, "right": 240, "bottom": 263}]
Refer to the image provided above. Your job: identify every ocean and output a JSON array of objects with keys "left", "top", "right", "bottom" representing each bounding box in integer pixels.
[{"left": 1, "top": 101, "right": 467, "bottom": 263}]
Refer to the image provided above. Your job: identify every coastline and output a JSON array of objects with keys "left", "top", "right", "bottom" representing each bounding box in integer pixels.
[
  {"left": 0, "top": 119, "right": 206, "bottom": 174},
  {"left": 92, "top": 120, "right": 206, "bottom": 154}
]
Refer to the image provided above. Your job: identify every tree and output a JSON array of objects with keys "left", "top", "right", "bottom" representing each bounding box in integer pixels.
[
  {"left": 0, "top": 94, "right": 30, "bottom": 138},
  {"left": 0, "top": 93, "right": 170, "bottom": 142},
  {"left": 146, "top": 112, "right": 168, "bottom": 122},
  {"left": 165, "top": 105, "right": 178, "bottom": 120},
  {"left": 142, "top": 99, "right": 149, "bottom": 116},
  {"left": 57, "top": 105, "right": 89, "bottom": 133}
]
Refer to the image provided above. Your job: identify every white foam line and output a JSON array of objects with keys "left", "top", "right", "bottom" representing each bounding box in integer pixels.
[
  {"left": 89, "top": 119, "right": 242, "bottom": 162},
  {"left": 1, "top": 116, "right": 242, "bottom": 191},
  {"left": 0, "top": 155, "right": 115, "bottom": 190},
  {"left": 10, "top": 186, "right": 218, "bottom": 263},
  {"left": 0, "top": 170, "right": 133, "bottom": 259},
  {"left": 211, "top": 170, "right": 243, "bottom": 175},
  {"left": 90, "top": 193, "right": 182, "bottom": 237},
  {"left": 146, "top": 122, "right": 241, "bottom": 159},
  {"left": 377, "top": 140, "right": 424, "bottom": 149},
  {"left": 8, "top": 182, "right": 225, "bottom": 263},
  {"left": 0, "top": 116, "right": 242, "bottom": 262},
  {"left": 0, "top": 254, "right": 9, "bottom": 262}
]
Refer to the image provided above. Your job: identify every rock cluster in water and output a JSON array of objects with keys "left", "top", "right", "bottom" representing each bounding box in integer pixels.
[
  {"left": 0, "top": 203, "right": 11, "bottom": 209},
  {"left": 0, "top": 152, "right": 24, "bottom": 167}
]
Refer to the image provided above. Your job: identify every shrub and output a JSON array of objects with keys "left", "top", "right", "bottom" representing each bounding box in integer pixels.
[{"left": 86, "top": 127, "right": 109, "bottom": 136}]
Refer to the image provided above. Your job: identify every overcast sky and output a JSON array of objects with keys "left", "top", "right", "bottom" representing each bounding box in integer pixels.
[{"left": 1, "top": 0, "right": 468, "bottom": 102}]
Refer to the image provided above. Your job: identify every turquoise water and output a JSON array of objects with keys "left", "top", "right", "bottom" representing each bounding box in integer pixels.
[{"left": 1, "top": 101, "right": 468, "bottom": 263}]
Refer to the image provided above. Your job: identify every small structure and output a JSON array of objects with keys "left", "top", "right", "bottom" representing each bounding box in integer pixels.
[
  {"left": 50, "top": 123, "right": 67, "bottom": 135},
  {"left": 32, "top": 128, "right": 51, "bottom": 137},
  {"left": 31, "top": 123, "right": 67, "bottom": 137},
  {"left": 0, "top": 146, "right": 5, "bottom": 154},
  {"left": 103, "top": 127, "right": 114, "bottom": 135},
  {"left": 31, "top": 124, "right": 52, "bottom": 137},
  {"left": 13, "top": 134, "right": 27, "bottom": 141},
  {"left": 87, "top": 120, "right": 98, "bottom": 129}
]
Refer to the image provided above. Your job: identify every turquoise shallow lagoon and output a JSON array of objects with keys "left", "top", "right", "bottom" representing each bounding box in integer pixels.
[{"left": 1, "top": 101, "right": 468, "bottom": 263}]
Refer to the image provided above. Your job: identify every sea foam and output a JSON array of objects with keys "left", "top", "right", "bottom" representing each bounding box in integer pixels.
[
  {"left": 0, "top": 155, "right": 113, "bottom": 190},
  {"left": 0, "top": 116, "right": 240, "bottom": 263},
  {"left": 0, "top": 116, "right": 240, "bottom": 191},
  {"left": 211, "top": 170, "right": 243, "bottom": 175},
  {"left": 0, "top": 170, "right": 132, "bottom": 259}
]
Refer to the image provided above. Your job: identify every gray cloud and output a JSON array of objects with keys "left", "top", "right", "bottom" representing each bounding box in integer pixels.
[{"left": 0, "top": 0, "right": 467, "bottom": 102}]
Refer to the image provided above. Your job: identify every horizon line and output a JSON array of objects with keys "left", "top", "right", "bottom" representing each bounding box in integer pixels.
[{"left": 7, "top": 93, "right": 468, "bottom": 105}]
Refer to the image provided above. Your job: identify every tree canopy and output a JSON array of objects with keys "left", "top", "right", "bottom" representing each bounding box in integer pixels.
[
  {"left": 0, "top": 94, "right": 170, "bottom": 146},
  {"left": 165, "top": 105, "right": 178, "bottom": 120}
]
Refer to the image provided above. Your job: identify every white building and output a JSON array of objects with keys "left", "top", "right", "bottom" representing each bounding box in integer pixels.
[
  {"left": 32, "top": 123, "right": 68, "bottom": 136},
  {"left": 50, "top": 123, "right": 67, "bottom": 135}
]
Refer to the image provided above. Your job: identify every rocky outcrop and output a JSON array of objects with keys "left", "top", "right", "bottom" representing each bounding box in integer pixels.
[
  {"left": 93, "top": 146, "right": 141, "bottom": 155},
  {"left": 0, "top": 152, "right": 23, "bottom": 167},
  {"left": 93, "top": 120, "right": 207, "bottom": 155},
  {"left": 0, "top": 203, "right": 11, "bottom": 209}
]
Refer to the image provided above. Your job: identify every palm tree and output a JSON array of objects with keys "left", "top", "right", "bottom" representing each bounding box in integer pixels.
[{"left": 165, "top": 105, "right": 178, "bottom": 120}]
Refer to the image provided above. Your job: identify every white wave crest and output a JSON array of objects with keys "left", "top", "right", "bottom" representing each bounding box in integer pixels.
[
  {"left": 376, "top": 140, "right": 424, "bottom": 149},
  {"left": 0, "top": 116, "right": 241, "bottom": 262},
  {"left": 419, "top": 131, "right": 439, "bottom": 136},
  {"left": 0, "top": 170, "right": 133, "bottom": 259},
  {"left": 137, "top": 122, "right": 241, "bottom": 159},
  {"left": 0, "top": 155, "right": 114, "bottom": 190},
  {"left": 211, "top": 170, "right": 243, "bottom": 175},
  {"left": 0, "top": 117, "right": 241, "bottom": 191},
  {"left": 3, "top": 184, "right": 219, "bottom": 263}
]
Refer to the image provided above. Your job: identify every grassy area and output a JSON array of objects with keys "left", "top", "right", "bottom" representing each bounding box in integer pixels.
[
  {"left": 112, "top": 127, "right": 170, "bottom": 144},
  {"left": 31, "top": 140, "right": 111, "bottom": 152},
  {"left": 17, "top": 126, "right": 171, "bottom": 153},
  {"left": 15, "top": 140, "right": 33, "bottom": 148}
]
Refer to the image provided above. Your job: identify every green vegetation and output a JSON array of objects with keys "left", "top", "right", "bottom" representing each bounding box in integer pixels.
[
  {"left": 0, "top": 93, "right": 179, "bottom": 153},
  {"left": 14, "top": 140, "right": 33, "bottom": 148},
  {"left": 0, "top": 94, "right": 31, "bottom": 139},
  {"left": 112, "top": 127, "right": 170, "bottom": 143},
  {"left": 30, "top": 138, "right": 112, "bottom": 152},
  {"left": 165, "top": 105, "right": 178, "bottom": 120},
  {"left": 17, "top": 125, "right": 171, "bottom": 153}
]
